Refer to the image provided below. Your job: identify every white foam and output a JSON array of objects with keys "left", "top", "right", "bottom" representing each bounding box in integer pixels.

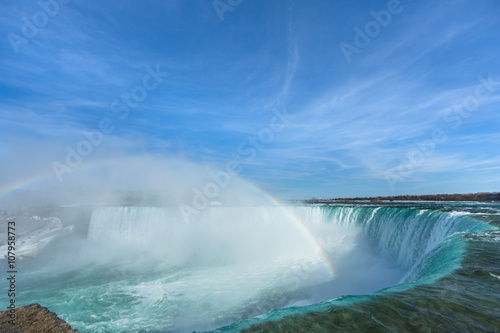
[{"left": 0, "top": 213, "right": 73, "bottom": 259}]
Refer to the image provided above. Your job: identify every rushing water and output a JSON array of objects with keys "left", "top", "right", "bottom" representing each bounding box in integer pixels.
[{"left": 1, "top": 201, "right": 499, "bottom": 332}]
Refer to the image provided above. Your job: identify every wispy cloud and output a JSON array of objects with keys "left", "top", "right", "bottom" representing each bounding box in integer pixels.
[{"left": 1, "top": 0, "right": 499, "bottom": 198}]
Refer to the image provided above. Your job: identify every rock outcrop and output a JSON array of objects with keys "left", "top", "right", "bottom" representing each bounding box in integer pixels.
[{"left": 0, "top": 303, "right": 80, "bottom": 333}]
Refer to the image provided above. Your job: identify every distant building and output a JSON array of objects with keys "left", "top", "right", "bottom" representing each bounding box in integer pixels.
[{"left": 486, "top": 193, "right": 500, "bottom": 201}]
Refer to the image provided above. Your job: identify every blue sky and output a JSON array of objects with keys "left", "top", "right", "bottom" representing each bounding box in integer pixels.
[{"left": 1, "top": 0, "right": 500, "bottom": 200}]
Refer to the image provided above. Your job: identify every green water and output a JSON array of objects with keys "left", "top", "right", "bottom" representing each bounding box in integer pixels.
[
  {"left": 2, "top": 202, "right": 499, "bottom": 332},
  {"left": 222, "top": 203, "right": 500, "bottom": 333}
]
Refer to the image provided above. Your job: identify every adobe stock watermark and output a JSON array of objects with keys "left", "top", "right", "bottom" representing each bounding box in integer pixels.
[
  {"left": 179, "top": 108, "right": 293, "bottom": 222},
  {"left": 51, "top": 65, "right": 168, "bottom": 182},
  {"left": 7, "top": 0, "right": 71, "bottom": 54},
  {"left": 212, "top": 0, "right": 244, "bottom": 21},
  {"left": 385, "top": 75, "right": 499, "bottom": 191},
  {"left": 339, "top": 0, "right": 405, "bottom": 64}
]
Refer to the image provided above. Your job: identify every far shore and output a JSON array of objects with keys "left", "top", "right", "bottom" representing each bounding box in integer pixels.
[{"left": 305, "top": 192, "right": 500, "bottom": 204}]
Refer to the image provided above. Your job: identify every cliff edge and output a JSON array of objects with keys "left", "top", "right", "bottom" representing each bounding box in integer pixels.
[{"left": 0, "top": 303, "right": 80, "bottom": 333}]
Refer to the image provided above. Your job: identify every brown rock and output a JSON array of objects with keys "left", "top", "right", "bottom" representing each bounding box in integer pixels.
[{"left": 0, "top": 303, "right": 80, "bottom": 333}]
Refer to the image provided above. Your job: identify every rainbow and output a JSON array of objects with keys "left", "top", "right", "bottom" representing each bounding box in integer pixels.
[
  {"left": 0, "top": 158, "right": 121, "bottom": 199},
  {"left": 0, "top": 159, "right": 336, "bottom": 278},
  {"left": 0, "top": 171, "right": 54, "bottom": 199},
  {"left": 235, "top": 179, "right": 337, "bottom": 279}
]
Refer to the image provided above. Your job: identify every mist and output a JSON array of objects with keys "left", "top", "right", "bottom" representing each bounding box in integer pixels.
[{"left": 0, "top": 139, "right": 409, "bottom": 332}]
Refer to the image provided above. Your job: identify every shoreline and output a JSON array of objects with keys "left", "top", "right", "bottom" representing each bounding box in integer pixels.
[{"left": 305, "top": 192, "right": 500, "bottom": 204}]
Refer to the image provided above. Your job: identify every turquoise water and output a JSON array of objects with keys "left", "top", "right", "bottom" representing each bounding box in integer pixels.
[{"left": 2, "top": 202, "right": 499, "bottom": 332}]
